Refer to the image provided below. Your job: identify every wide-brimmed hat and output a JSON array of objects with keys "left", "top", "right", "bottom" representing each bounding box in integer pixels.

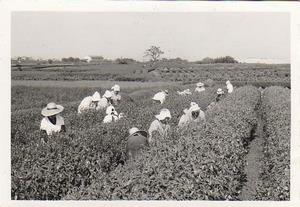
[
  {"left": 41, "top": 102, "right": 64, "bottom": 117},
  {"left": 189, "top": 102, "right": 201, "bottom": 112},
  {"left": 217, "top": 88, "right": 224, "bottom": 94},
  {"left": 103, "top": 90, "right": 113, "bottom": 98},
  {"left": 129, "top": 127, "right": 148, "bottom": 138},
  {"left": 106, "top": 105, "right": 118, "bottom": 115},
  {"left": 155, "top": 108, "right": 171, "bottom": 121},
  {"left": 164, "top": 89, "right": 169, "bottom": 94},
  {"left": 196, "top": 82, "right": 204, "bottom": 87},
  {"left": 92, "top": 91, "right": 101, "bottom": 101},
  {"left": 226, "top": 80, "right": 231, "bottom": 85},
  {"left": 111, "top": 84, "right": 121, "bottom": 92}
]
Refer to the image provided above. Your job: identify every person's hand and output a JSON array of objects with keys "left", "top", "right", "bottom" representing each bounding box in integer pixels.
[
  {"left": 148, "top": 136, "right": 152, "bottom": 143},
  {"left": 41, "top": 136, "right": 48, "bottom": 145}
]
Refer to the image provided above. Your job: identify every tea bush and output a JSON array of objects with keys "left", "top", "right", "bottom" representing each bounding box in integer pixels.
[
  {"left": 255, "top": 86, "right": 290, "bottom": 200},
  {"left": 64, "top": 86, "right": 260, "bottom": 200}
]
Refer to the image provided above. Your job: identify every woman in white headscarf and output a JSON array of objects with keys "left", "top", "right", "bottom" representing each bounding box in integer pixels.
[
  {"left": 103, "top": 106, "right": 124, "bottom": 123},
  {"left": 111, "top": 84, "right": 121, "bottom": 105},
  {"left": 40, "top": 102, "right": 66, "bottom": 137},
  {"left": 152, "top": 90, "right": 169, "bottom": 104},
  {"left": 97, "top": 90, "right": 113, "bottom": 110},
  {"left": 216, "top": 88, "right": 225, "bottom": 102},
  {"left": 78, "top": 91, "right": 101, "bottom": 114},
  {"left": 178, "top": 102, "right": 205, "bottom": 128},
  {"left": 195, "top": 82, "right": 205, "bottom": 93},
  {"left": 148, "top": 108, "right": 171, "bottom": 142}
]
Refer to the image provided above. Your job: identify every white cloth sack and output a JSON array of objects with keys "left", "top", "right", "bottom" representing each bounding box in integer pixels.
[{"left": 40, "top": 115, "right": 64, "bottom": 135}]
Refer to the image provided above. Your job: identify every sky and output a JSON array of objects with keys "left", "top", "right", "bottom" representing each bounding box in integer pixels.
[{"left": 11, "top": 12, "right": 290, "bottom": 63}]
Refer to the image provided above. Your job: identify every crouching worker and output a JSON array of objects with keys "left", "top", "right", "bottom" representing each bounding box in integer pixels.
[
  {"left": 103, "top": 106, "right": 124, "bottom": 123},
  {"left": 111, "top": 84, "right": 121, "bottom": 105},
  {"left": 148, "top": 108, "right": 171, "bottom": 142},
  {"left": 98, "top": 90, "right": 113, "bottom": 110},
  {"left": 216, "top": 88, "right": 225, "bottom": 102},
  {"left": 78, "top": 91, "right": 101, "bottom": 114},
  {"left": 40, "top": 102, "right": 66, "bottom": 139},
  {"left": 126, "top": 127, "right": 149, "bottom": 160},
  {"left": 195, "top": 82, "right": 205, "bottom": 93},
  {"left": 178, "top": 102, "right": 205, "bottom": 128},
  {"left": 152, "top": 90, "right": 169, "bottom": 104}
]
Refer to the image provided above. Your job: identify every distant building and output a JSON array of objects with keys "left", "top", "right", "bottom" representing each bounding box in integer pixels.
[
  {"left": 83, "top": 56, "right": 92, "bottom": 63},
  {"left": 90, "top": 56, "right": 104, "bottom": 63},
  {"left": 82, "top": 55, "right": 104, "bottom": 63}
]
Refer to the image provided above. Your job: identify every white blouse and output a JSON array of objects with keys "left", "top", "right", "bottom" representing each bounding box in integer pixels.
[{"left": 40, "top": 115, "right": 65, "bottom": 136}]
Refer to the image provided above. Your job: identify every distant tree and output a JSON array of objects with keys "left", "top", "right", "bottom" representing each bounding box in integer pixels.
[
  {"left": 201, "top": 57, "right": 214, "bottom": 64},
  {"left": 48, "top": 59, "right": 53, "bottom": 64},
  {"left": 144, "top": 46, "right": 164, "bottom": 62},
  {"left": 196, "top": 56, "right": 238, "bottom": 64},
  {"left": 116, "top": 58, "right": 136, "bottom": 64},
  {"left": 214, "top": 56, "right": 238, "bottom": 63}
]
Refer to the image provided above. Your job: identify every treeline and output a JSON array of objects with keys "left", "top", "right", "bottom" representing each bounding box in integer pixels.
[{"left": 196, "top": 56, "right": 239, "bottom": 64}]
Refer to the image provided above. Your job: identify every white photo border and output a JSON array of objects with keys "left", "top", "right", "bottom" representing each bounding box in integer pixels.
[{"left": 1, "top": 1, "right": 300, "bottom": 207}]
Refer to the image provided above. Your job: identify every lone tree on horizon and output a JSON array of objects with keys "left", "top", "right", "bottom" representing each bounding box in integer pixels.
[{"left": 144, "top": 46, "right": 164, "bottom": 62}]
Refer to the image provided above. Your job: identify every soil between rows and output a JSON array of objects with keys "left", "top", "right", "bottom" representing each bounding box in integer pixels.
[{"left": 239, "top": 94, "right": 265, "bottom": 200}]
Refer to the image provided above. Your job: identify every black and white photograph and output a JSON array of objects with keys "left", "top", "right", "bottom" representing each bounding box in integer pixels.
[{"left": 2, "top": 1, "right": 298, "bottom": 204}]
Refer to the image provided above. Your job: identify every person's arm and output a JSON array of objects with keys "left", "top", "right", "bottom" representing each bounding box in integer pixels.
[
  {"left": 164, "top": 124, "right": 170, "bottom": 137},
  {"left": 148, "top": 121, "right": 157, "bottom": 142},
  {"left": 61, "top": 125, "right": 66, "bottom": 132},
  {"left": 40, "top": 130, "right": 48, "bottom": 144}
]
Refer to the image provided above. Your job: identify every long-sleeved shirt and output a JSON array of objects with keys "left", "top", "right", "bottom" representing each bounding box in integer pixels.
[
  {"left": 78, "top": 96, "right": 97, "bottom": 114},
  {"left": 40, "top": 115, "right": 65, "bottom": 136},
  {"left": 148, "top": 119, "right": 170, "bottom": 140},
  {"left": 178, "top": 110, "right": 205, "bottom": 127},
  {"left": 152, "top": 92, "right": 167, "bottom": 104},
  {"left": 111, "top": 93, "right": 121, "bottom": 105},
  {"left": 97, "top": 97, "right": 111, "bottom": 110}
]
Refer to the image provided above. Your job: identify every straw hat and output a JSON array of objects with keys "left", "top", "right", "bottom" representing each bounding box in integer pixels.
[
  {"left": 226, "top": 80, "right": 231, "bottom": 85},
  {"left": 103, "top": 90, "right": 112, "bottom": 98},
  {"left": 189, "top": 102, "right": 200, "bottom": 112},
  {"left": 111, "top": 84, "right": 120, "bottom": 92},
  {"left": 217, "top": 88, "right": 224, "bottom": 94},
  {"left": 155, "top": 108, "right": 171, "bottom": 121},
  {"left": 196, "top": 82, "right": 204, "bottom": 87},
  {"left": 92, "top": 91, "right": 101, "bottom": 101},
  {"left": 106, "top": 106, "right": 118, "bottom": 115},
  {"left": 41, "top": 102, "right": 64, "bottom": 117},
  {"left": 129, "top": 127, "right": 148, "bottom": 138}
]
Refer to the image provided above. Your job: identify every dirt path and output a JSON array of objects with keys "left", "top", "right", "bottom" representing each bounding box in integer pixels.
[{"left": 239, "top": 98, "right": 265, "bottom": 200}]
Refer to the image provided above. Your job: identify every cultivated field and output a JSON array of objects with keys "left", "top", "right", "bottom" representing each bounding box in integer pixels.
[
  {"left": 11, "top": 62, "right": 291, "bottom": 200},
  {"left": 11, "top": 62, "right": 290, "bottom": 87}
]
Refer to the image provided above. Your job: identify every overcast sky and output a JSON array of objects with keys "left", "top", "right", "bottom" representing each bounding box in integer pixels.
[{"left": 11, "top": 12, "right": 290, "bottom": 63}]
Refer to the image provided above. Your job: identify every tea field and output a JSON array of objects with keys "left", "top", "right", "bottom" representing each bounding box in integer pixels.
[{"left": 11, "top": 80, "right": 290, "bottom": 200}]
